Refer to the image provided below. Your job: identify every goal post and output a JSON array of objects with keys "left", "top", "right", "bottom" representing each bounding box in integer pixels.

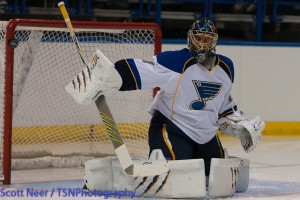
[{"left": 0, "top": 19, "right": 162, "bottom": 184}]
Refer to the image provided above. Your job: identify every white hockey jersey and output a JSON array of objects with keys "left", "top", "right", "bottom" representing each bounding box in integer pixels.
[{"left": 114, "top": 48, "right": 237, "bottom": 144}]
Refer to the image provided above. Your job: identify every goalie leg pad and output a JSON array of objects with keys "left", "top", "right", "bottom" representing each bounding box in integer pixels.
[
  {"left": 84, "top": 157, "right": 114, "bottom": 190},
  {"left": 84, "top": 156, "right": 135, "bottom": 191},
  {"left": 83, "top": 150, "right": 249, "bottom": 198},
  {"left": 208, "top": 157, "right": 250, "bottom": 197},
  {"left": 235, "top": 157, "right": 250, "bottom": 192},
  {"left": 84, "top": 149, "right": 207, "bottom": 198}
]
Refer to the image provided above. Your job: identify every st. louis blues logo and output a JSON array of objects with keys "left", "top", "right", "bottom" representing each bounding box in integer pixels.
[{"left": 190, "top": 81, "right": 222, "bottom": 110}]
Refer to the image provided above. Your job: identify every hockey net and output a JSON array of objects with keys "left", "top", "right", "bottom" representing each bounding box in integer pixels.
[{"left": 0, "top": 19, "right": 161, "bottom": 184}]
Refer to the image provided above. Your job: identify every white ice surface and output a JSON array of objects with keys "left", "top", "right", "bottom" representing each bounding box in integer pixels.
[{"left": 1, "top": 136, "right": 300, "bottom": 199}]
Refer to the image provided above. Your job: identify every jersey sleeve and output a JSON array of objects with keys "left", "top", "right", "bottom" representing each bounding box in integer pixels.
[
  {"left": 217, "top": 55, "right": 237, "bottom": 118},
  {"left": 218, "top": 88, "right": 238, "bottom": 119},
  {"left": 114, "top": 57, "right": 173, "bottom": 91}
]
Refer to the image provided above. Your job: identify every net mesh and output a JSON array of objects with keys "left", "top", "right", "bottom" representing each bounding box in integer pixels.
[{"left": 0, "top": 21, "right": 159, "bottom": 174}]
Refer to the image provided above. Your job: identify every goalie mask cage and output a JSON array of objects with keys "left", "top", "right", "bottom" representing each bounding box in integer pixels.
[{"left": 0, "top": 19, "right": 162, "bottom": 184}]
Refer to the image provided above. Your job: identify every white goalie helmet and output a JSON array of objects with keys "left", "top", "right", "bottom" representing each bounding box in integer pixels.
[{"left": 187, "top": 18, "right": 218, "bottom": 63}]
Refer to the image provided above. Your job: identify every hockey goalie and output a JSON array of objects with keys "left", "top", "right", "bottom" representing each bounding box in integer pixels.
[{"left": 65, "top": 18, "right": 265, "bottom": 198}]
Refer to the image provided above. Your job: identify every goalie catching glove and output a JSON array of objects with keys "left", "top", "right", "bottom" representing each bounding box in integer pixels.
[
  {"left": 65, "top": 49, "right": 122, "bottom": 105},
  {"left": 218, "top": 111, "right": 265, "bottom": 153}
]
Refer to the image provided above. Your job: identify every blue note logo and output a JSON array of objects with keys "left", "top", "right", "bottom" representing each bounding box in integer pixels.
[{"left": 190, "top": 81, "right": 222, "bottom": 110}]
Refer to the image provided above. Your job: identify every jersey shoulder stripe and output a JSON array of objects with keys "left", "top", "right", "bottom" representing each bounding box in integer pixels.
[
  {"left": 156, "top": 48, "right": 197, "bottom": 74},
  {"left": 217, "top": 54, "right": 235, "bottom": 83}
]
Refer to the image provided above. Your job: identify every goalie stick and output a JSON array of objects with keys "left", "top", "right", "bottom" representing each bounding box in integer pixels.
[{"left": 58, "top": 1, "right": 169, "bottom": 177}]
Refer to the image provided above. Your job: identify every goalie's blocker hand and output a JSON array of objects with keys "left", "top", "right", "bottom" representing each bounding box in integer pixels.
[{"left": 65, "top": 49, "right": 122, "bottom": 105}]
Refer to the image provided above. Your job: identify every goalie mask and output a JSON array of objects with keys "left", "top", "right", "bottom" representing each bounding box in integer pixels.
[{"left": 188, "top": 19, "right": 218, "bottom": 64}]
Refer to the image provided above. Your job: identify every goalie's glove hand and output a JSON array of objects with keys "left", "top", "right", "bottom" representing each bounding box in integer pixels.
[
  {"left": 218, "top": 116, "right": 265, "bottom": 153},
  {"left": 65, "top": 49, "right": 122, "bottom": 105}
]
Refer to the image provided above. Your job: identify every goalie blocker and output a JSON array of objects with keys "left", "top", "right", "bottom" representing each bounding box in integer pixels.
[
  {"left": 83, "top": 149, "right": 250, "bottom": 198},
  {"left": 65, "top": 49, "right": 122, "bottom": 105}
]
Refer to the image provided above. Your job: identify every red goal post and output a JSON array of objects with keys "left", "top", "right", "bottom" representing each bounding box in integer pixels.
[{"left": 0, "top": 19, "right": 162, "bottom": 184}]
